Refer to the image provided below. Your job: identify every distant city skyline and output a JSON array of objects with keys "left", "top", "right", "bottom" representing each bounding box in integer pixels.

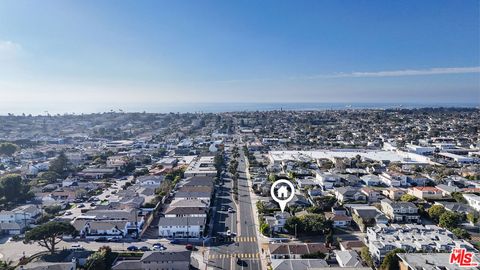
[{"left": 0, "top": 0, "right": 479, "bottom": 112}]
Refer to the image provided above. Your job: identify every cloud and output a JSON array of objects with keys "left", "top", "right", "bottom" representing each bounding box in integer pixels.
[
  {"left": 299, "top": 66, "right": 480, "bottom": 79},
  {"left": 0, "top": 40, "right": 22, "bottom": 59}
]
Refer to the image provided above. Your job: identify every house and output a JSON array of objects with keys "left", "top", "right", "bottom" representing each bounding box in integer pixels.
[
  {"left": 339, "top": 240, "right": 366, "bottom": 252},
  {"left": 436, "top": 184, "right": 462, "bottom": 196},
  {"left": 0, "top": 204, "right": 41, "bottom": 234},
  {"left": 360, "top": 187, "right": 381, "bottom": 202},
  {"left": 136, "top": 175, "right": 163, "bottom": 188},
  {"left": 382, "top": 188, "right": 406, "bottom": 200},
  {"left": 270, "top": 259, "right": 328, "bottom": 270},
  {"left": 158, "top": 216, "right": 205, "bottom": 238},
  {"left": 325, "top": 212, "right": 352, "bottom": 227},
  {"left": 433, "top": 201, "right": 475, "bottom": 215},
  {"left": 334, "top": 250, "right": 362, "bottom": 267},
  {"left": 73, "top": 209, "right": 143, "bottom": 238},
  {"left": 78, "top": 167, "right": 116, "bottom": 179},
  {"left": 463, "top": 194, "right": 480, "bottom": 211},
  {"left": 163, "top": 205, "right": 207, "bottom": 218},
  {"left": 408, "top": 187, "right": 443, "bottom": 200},
  {"left": 112, "top": 251, "right": 191, "bottom": 270},
  {"left": 296, "top": 178, "right": 318, "bottom": 189},
  {"left": 380, "top": 199, "right": 420, "bottom": 223},
  {"left": 315, "top": 172, "right": 341, "bottom": 190},
  {"left": 379, "top": 172, "right": 408, "bottom": 187},
  {"left": 366, "top": 224, "right": 477, "bottom": 264},
  {"left": 268, "top": 243, "right": 328, "bottom": 259},
  {"left": 397, "top": 252, "right": 480, "bottom": 270},
  {"left": 361, "top": 174, "right": 382, "bottom": 186},
  {"left": 156, "top": 157, "right": 178, "bottom": 169},
  {"left": 174, "top": 186, "right": 212, "bottom": 203},
  {"left": 349, "top": 205, "right": 388, "bottom": 232},
  {"left": 264, "top": 212, "right": 291, "bottom": 233},
  {"left": 334, "top": 187, "right": 366, "bottom": 203}
]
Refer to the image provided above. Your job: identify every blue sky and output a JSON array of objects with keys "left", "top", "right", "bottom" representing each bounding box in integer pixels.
[{"left": 0, "top": 0, "right": 479, "bottom": 112}]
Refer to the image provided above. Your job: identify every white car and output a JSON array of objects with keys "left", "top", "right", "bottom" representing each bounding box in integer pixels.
[
  {"left": 226, "top": 230, "right": 231, "bottom": 236},
  {"left": 70, "top": 244, "right": 84, "bottom": 250}
]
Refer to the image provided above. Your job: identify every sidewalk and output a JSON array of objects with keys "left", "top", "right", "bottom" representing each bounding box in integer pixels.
[{"left": 244, "top": 155, "right": 271, "bottom": 270}]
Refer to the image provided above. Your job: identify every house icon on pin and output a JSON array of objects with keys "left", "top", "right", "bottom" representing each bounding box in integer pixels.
[{"left": 277, "top": 186, "right": 289, "bottom": 199}]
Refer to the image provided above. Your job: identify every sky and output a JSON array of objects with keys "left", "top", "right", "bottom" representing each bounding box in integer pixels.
[{"left": 0, "top": 0, "right": 479, "bottom": 113}]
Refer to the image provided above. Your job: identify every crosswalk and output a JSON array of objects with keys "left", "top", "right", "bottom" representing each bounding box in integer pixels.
[
  {"left": 233, "top": 236, "right": 257, "bottom": 242},
  {"left": 208, "top": 253, "right": 260, "bottom": 259}
]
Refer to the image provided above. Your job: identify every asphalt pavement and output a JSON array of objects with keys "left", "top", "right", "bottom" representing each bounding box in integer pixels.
[{"left": 207, "top": 149, "right": 262, "bottom": 270}]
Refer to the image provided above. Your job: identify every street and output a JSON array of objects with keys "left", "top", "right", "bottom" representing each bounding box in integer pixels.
[{"left": 207, "top": 147, "right": 262, "bottom": 270}]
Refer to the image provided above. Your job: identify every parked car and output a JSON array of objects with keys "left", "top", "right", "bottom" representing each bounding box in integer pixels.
[
  {"left": 139, "top": 246, "right": 150, "bottom": 251},
  {"left": 226, "top": 230, "right": 231, "bottom": 236},
  {"left": 77, "top": 204, "right": 85, "bottom": 208},
  {"left": 185, "top": 244, "right": 194, "bottom": 250},
  {"left": 170, "top": 239, "right": 180, "bottom": 244},
  {"left": 153, "top": 243, "right": 166, "bottom": 251},
  {"left": 95, "top": 237, "right": 108, "bottom": 242},
  {"left": 70, "top": 244, "right": 84, "bottom": 250},
  {"left": 127, "top": 246, "right": 138, "bottom": 251},
  {"left": 228, "top": 208, "right": 234, "bottom": 213}
]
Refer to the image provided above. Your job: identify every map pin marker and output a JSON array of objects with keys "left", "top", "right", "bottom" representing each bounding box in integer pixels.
[{"left": 271, "top": 179, "right": 295, "bottom": 213}]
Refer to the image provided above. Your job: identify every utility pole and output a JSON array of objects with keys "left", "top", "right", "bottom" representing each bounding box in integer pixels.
[{"left": 294, "top": 223, "right": 297, "bottom": 239}]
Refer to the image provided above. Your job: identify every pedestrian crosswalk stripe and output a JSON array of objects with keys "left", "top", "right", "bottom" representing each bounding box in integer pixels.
[
  {"left": 233, "top": 236, "right": 257, "bottom": 242},
  {"left": 208, "top": 253, "right": 260, "bottom": 260}
]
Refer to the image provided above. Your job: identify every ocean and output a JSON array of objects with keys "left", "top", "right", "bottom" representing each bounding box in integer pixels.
[{"left": 0, "top": 102, "right": 478, "bottom": 115}]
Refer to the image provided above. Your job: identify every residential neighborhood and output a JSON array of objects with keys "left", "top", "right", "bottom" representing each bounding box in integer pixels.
[{"left": 0, "top": 108, "right": 478, "bottom": 269}]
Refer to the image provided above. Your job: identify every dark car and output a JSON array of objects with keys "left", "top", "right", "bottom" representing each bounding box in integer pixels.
[
  {"left": 139, "top": 246, "right": 150, "bottom": 251},
  {"left": 94, "top": 237, "right": 108, "bottom": 242},
  {"left": 127, "top": 246, "right": 138, "bottom": 251},
  {"left": 170, "top": 239, "right": 179, "bottom": 244}
]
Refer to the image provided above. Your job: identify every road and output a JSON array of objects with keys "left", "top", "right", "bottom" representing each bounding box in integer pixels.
[{"left": 207, "top": 148, "right": 262, "bottom": 270}]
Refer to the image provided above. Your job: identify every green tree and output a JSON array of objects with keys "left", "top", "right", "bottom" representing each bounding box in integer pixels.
[
  {"left": 260, "top": 222, "right": 270, "bottom": 236},
  {"left": 400, "top": 194, "right": 417, "bottom": 202},
  {"left": 427, "top": 205, "right": 446, "bottom": 222},
  {"left": 380, "top": 248, "right": 405, "bottom": 270},
  {"left": 0, "top": 143, "right": 19, "bottom": 157},
  {"left": 86, "top": 246, "right": 115, "bottom": 270},
  {"left": 452, "top": 228, "right": 471, "bottom": 240},
  {"left": 360, "top": 246, "right": 374, "bottom": 267},
  {"left": 451, "top": 192, "right": 467, "bottom": 204},
  {"left": 49, "top": 152, "right": 69, "bottom": 176},
  {"left": 467, "top": 212, "right": 478, "bottom": 225},
  {"left": 439, "top": 211, "right": 462, "bottom": 229},
  {"left": 39, "top": 171, "right": 61, "bottom": 183},
  {"left": 0, "top": 174, "right": 32, "bottom": 204},
  {"left": 25, "top": 222, "right": 77, "bottom": 254}
]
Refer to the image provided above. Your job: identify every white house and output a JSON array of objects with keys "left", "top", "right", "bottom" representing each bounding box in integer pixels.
[
  {"left": 158, "top": 217, "right": 205, "bottom": 238},
  {"left": 463, "top": 194, "right": 480, "bottom": 211}
]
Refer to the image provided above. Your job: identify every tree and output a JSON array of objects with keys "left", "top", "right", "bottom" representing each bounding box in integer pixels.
[
  {"left": 49, "top": 152, "right": 69, "bottom": 176},
  {"left": 467, "top": 212, "right": 478, "bottom": 225},
  {"left": 360, "top": 246, "right": 374, "bottom": 267},
  {"left": 86, "top": 246, "right": 115, "bottom": 270},
  {"left": 452, "top": 228, "right": 471, "bottom": 240},
  {"left": 0, "top": 174, "right": 32, "bottom": 204},
  {"left": 427, "top": 205, "right": 446, "bottom": 222},
  {"left": 400, "top": 194, "right": 417, "bottom": 202},
  {"left": 0, "top": 143, "right": 19, "bottom": 157},
  {"left": 380, "top": 248, "right": 405, "bottom": 270},
  {"left": 451, "top": 192, "right": 467, "bottom": 204},
  {"left": 25, "top": 222, "right": 77, "bottom": 254},
  {"left": 39, "top": 171, "right": 61, "bottom": 183},
  {"left": 439, "top": 211, "right": 462, "bottom": 229}
]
